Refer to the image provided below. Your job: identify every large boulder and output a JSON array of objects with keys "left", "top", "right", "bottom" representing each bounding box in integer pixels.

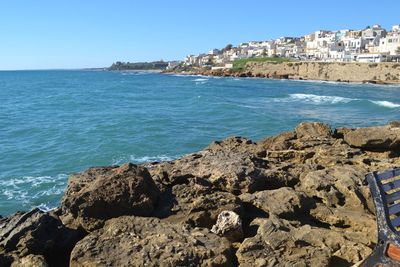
[
  {"left": 61, "top": 163, "right": 160, "bottom": 231},
  {"left": 343, "top": 123, "right": 400, "bottom": 151},
  {"left": 70, "top": 216, "right": 235, "bottom": 267},
  {"left": 0, "top": 209, "right": 83, "bottom": 267}
]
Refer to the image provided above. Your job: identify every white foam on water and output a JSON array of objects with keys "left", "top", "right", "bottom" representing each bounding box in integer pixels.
[
  {"left": 129, "top": 155, "right": 175, "bottom": 163},
  {"left": 193, "top": 78, "right": 209, "bottom": 82},
  {"left": 112, "top": 154, "right": 177, "bottom": 165},
  {"left": 370, "top": 100, "right": 400, "bottom": 108},
  {"left": 0, "top": 174, "right": 68, "bottom": 211},
  {"left": 288, "top": 94, "right": 354, "bottom": 104}
]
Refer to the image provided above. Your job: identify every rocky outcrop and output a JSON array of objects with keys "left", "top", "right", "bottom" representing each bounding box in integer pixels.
[
  {"left": 236, "top": 216, "right": 373, "bottom": 266},
  {"left": 173, "top": 62, "right": 400, "bottom": 84},
  {"left": 60, "top": 163, "right": 160, "bottom": 232},
  {"left": 70, "top": 216, "right": 235, "bottom": 267},
  {"left": 2, "top": 121, "right": 400, "bottom": 266},
  {"left": 343, "top": 123, "right": 400, "bottom": 151},
  {"left": 0, "top": 208, "right": 83, "bottom": 267}
]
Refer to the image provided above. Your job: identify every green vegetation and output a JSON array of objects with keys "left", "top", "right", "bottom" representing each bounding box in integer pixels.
[
  {"left": 232, "top": 57, "right": 292, "bottom": 70},
  {"left": 109, "top": 61, "right": 168, "bottom": 71}
]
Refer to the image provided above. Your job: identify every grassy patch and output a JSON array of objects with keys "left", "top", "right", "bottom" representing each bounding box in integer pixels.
[{"left": 233, "top": 57, "right": 292, "bottom": 70}]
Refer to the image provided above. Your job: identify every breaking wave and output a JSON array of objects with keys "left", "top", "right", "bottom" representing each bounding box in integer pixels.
[
  {"left": 289, "top": 94, "right": 353, "bottom": 104},
  {"left": 370, "top": 100, "right": 400, "bottom": 108},
  {"left": 112, "top": 154, "right": 177, "bottom": 165},
  {"left": 282, "top": 93, "right": 400, "bottom": 108}
]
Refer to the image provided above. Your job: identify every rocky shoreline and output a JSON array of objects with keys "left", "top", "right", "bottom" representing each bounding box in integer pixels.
[
  {"left": 2, "top": 122, "right": 400, "bottom": 266},
  {"left": 168, "top": 61, "right": 400, "bottom": 85}
]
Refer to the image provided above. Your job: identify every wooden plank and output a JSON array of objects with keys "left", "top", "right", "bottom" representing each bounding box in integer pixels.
[
  {"left": 392, "top": 216, "right": 400, "bottom": 228},
  {"left": 377, "top": 169, "right": 400, "bottom": 181},
  {"left": 386, "top": 191, "right": 400, "bottom": 204},
  {"left": 389, "top": 203, "right": 400, "bottom": 215},
  {"left": 382, "top": 179, "right": 400, "bottom": 192}
]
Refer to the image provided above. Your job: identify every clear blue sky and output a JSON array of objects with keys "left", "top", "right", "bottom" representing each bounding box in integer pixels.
[{"left": 0, "top": 0, "right": 399, "bottom": 70}]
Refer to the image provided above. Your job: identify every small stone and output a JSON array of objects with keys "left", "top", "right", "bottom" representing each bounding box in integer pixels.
[{"left": 211, "top": 211, "right": 243, "bottom": 242}]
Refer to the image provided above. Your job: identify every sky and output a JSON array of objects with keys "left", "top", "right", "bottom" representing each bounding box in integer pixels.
[{"left": 0, "top": 0, "right": 399, "bottom": 70}]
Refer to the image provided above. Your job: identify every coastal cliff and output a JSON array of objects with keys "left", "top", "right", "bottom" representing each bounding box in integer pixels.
[
  {"left": 173, "top": 61, "right": 400, "bottom": 84},
  {"left": 1, "top": 122, "right": 400, "bottom": 266}
]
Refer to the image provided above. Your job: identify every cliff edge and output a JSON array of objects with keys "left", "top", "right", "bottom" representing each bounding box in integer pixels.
[{"left": 172, "top": 61, "right": 400, "bottom": 84}]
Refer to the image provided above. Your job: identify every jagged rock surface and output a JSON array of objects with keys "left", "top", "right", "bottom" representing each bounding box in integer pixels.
[
  {"left": 0, "top": 208, "right": 83, "bottom": 267},
  {"left": 70, "top": 216, "right": 235, "bottom": 267},
  {"left": 10, "top": 254, "right": 48, "bottom": 267},
  {"left": 3, "top": 122, "right": 400, "bottom": 266}
]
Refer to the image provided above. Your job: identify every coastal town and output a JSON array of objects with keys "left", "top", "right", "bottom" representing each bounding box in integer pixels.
[{"left": 176, "top": 24, "right": 400, "bottom": 69}]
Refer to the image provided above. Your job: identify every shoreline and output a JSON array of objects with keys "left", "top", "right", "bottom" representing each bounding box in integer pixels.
[
  {"left": 1, "top": 122, "right": 400, "bottom": 266},
  {"left": 166, "top": 61, "right": 400, "bottom": 85}
]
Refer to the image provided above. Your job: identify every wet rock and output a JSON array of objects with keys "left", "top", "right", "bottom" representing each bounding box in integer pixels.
[
  {"left": 154, "top": 180, "right": 243, "bottom": 228},
  {"left": 0, "top": 209, "right": 83, "bottom": 267},
  {"left": 70, "top": 216, "right": 235, "bottom": 267},
  {"left": 11, "top": 254, "right": 48, "bottom": 267},
  {"left": 211, "top": 211, "right": 243, "bottom": 242},
  {"left": 343, "top": 123, "right": 400, "bottom": 151},
  {"left": 61, "top": 163, "right": 160, "bottom": 231}
]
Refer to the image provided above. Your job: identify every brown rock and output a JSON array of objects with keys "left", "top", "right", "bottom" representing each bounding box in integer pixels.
[
  {"left": 70, "top": 216, "right": 235, "bottom": 267},
  {"left": 205, "top": 136, "right": 257, "bottom": 154},
  {"left": 236, "top": 216, "right": 372, "bottom": 266},
  {"left": 0, "top": 208, "right": 83, "bottom": 267},
  {"left": 60, "top": 163, "right": 160, "bottom": 231},
  {"left": 11, "top": 254, "right": 48, "bottom": 267},
  {"left": 240, "top": 187, "right": 315, "bottom": 218},
  {"left": 255, "top": 131, "right": 296, "bottom": 152},
  {"left": 154, "top": 180, "right": 243, "bottom": 228},
  {"left": 146, "top": 148, "right": 273, "bottom": 194},
  {"left": 295, "top": 122, "right": 332, "bottom": 140},
  {"left": 343, "top": 124, "right": 400, "bottom": 151},
  {"left": 298, "top": 166, "right": 370, "bottom": 210}
]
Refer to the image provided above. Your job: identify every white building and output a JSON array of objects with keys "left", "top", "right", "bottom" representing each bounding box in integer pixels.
[{"left": 379, "top": 32, "right": 400, "bottom": 55}]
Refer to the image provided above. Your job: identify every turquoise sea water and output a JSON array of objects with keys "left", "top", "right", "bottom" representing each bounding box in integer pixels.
[{"left": 1, "top": 70, "right": 400, "bottom": 215}]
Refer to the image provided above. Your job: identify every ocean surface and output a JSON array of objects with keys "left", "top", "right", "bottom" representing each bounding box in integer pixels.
[{"left": 1, "top": 70, "right": 400, "bottom": 215}]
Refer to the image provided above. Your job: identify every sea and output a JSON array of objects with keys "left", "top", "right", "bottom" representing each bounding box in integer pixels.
[{"left": 1, "top": 70, "right": 400, "bottom": 215}]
